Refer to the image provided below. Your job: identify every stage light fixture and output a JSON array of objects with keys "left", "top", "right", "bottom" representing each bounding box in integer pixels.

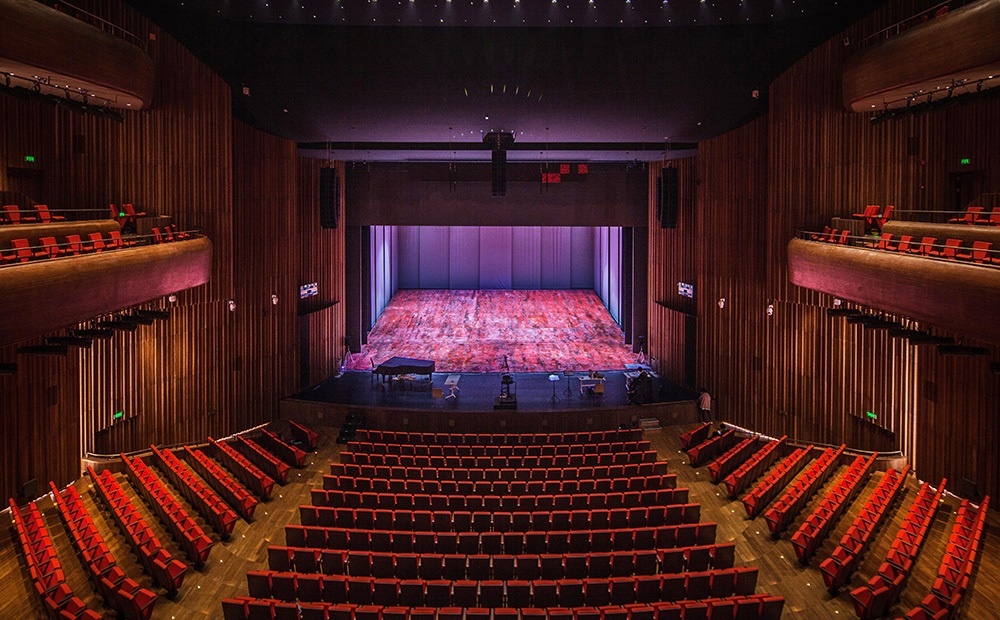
[
  {"left": 717, "top": 298, "right": 725, "bottom": 309},
  {"left": 271, "top": 294, "right": 279, "bottom": 305},
  {"left": 228, "top": 300, "right": 237, "bottom": 312},
  {"left": 168, "top": 294, "right": 178, "bottom": 303},
  {"left": 766, "top": 304, "right": 774, "bottom": 316}
]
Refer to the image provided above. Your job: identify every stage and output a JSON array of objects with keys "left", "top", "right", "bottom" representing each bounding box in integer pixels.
[{"left": 348, "top": 289, "right": 637, "bottom": 373}]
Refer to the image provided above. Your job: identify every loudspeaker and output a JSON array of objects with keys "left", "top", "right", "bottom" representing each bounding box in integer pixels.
[
  {"left": 660, "top": 168, "right": 679, "bottom": 228},
  {"left": 491, "top": 150, "right": 507, "bottom": 197},
  {"left": 319, "top": 168, "right": 339, "bottom": 229},
  {"left": 19, "top": 478, "right": 38, "bottom": 500}
]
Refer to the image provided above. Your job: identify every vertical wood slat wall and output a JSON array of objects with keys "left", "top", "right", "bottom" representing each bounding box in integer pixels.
[
  {"left": 647, "top": 0, "right": 1000, "bottom": 501},
  {"left": 0, "top": 2, "right": 345, "bottom": 500}
]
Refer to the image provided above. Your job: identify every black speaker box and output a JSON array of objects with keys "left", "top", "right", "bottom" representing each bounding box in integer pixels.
[
  {"left": 660, "top": 167, "right": 679, "bottom": 229},
  {"left": 320, "top": 168, "right": 339, "bottom": 229}
]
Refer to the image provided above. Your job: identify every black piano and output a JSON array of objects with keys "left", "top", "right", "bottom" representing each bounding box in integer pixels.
[{"left": 374, "top": 356, "right": 435, "bottom": 382}]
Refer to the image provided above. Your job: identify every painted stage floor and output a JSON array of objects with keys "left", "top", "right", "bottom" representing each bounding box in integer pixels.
[{"left": 349, "top": 289, "right": 637, "bottom": 373}]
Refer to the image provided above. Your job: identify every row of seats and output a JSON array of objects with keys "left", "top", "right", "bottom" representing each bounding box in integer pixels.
[
  {"left": 244, "top": 568, "right": 760, "bottom": 608},
  {"left": 808, "top": 227, "right": 852, "bottom": 244},
  {"left": 8, "top": 497, "right": 101, "bottom": 620},
  {"left": 260, "top": 428, "right": 309, "bottom": 468},
  {"left": 331, "top": 463, "right": 668, "bottom": 484},
  {"left": 311, "top": 488, "right": 689, "bottom": 512},
  {"left": 848, "top": 479, "right": 947, "bottom": 620},
  {"left": 1, "top": 203, "right": 65, "bottom": 224},
  {"left": 740, "top": 446, "right": 812, "bottom": 519},
  {"left": 949, "top": 205, "right": 1000, "bottom": 225},
  {"left": 789, "top": 453, "right": 876, "bottom": 563},
  {"left": 87, "top": 466, "right": 188, "bottom": 596},
  {"left": 354, "top": 429, "right": 643, "bottom": 446},
  {"left": 762, "top": 445, "right": 845, "bottom": 536},
  {"left": 323, "top": 474, "right": 677, "bottom": 496},
  {"left": 722, "top": 437, "right": 785, "bottom": 499},
  {"left": 819, "top": 466, "right": 909, "bottom": 593},
  {"left": 238, "top": 435, "right": 291, "bottom": 484},
  {"left": 345, "top": 441, "right": 651, "bottom": 458},
  {"left": 678, "top": 423, "right": 712, "bottom": 452},
  {"left": 150, "top": 224, "right": 191, "bottom": 243},
  {"left": 122, "top": 454, "right": 214, "bottom": 567},
  {"left": 221, "top": 595, "right": 784, "bottom": 620},
  {"left": 291, "top": 420, "right": 321, "bottom": 450},
  {"left": 266, "top": 544, "right": 736, "bottom": 580},
  {"left": 299, "top": 504, "right": 703, "bottom": 533},
  {"left": 901, "top": 496, "right": 990, "bottom": 619},
  {"left": 686, "top": 430, "right": 737, "bottom": 468},
  {"left": 49, "top": 482, "right": 159, "bottom": 620},
  {"left": 343, "top": 452, "right": 656, "bottom": 470},
  {"left": 0, "top": 230, "right": 136, "bottom": 264},
  {"left": 707, "top": 437, "right": 760, "bottom": 484},
  {"left": 875, "top": 233, "right": 1000, "bottom": 264},
  {"left": 284, "top": 522, "right": 718, "bottom": 555},
  {"left": 151, "top": 445, "right": 239, "bottom": 539},
  {"left": 211, "top": 436, "right": 276, "bottom": 499},
  {"left": 184, "top": 445, "right": 260, "bottom": 521}
]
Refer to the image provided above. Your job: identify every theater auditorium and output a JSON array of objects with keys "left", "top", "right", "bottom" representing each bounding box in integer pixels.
[{"left": 0, "top": 0, "right": 998, "bottom": 617}]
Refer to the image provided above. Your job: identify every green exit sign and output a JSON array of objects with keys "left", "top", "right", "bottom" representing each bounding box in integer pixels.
[
  {"left": 23, "top": 155, "right": 35, "bottom": 163},
  {"left": 113, "top": 410, "right": 124, "bottom": 421},
  {"left": 960, "top": 157, "right": 971, "bottom": 165},
  {"left": 865, "top": 411, "right": 877, "bottom": 421}
]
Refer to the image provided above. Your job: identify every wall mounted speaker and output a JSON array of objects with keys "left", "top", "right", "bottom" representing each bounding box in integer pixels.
[
  {"left": 319, "top": 167, "right": 339, "bottom": 229},
  {"left": 660, "top": 167, "right": 679, "bottom": 229}
]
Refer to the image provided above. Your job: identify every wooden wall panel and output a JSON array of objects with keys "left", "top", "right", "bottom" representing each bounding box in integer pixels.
[
  {"left": 645, "top": 0, "right": 1000, "bottom": 502},
  {"left": 0, "top": 0, "right": 345, "bottom": 500}
]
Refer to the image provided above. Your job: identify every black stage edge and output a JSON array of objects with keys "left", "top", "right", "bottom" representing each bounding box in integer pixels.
[{"left": 294, "top": 370, "right": 694, "bottom": 413}]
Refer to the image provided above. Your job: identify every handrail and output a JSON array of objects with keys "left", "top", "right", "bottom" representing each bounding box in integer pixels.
[
  {"left": 85, "top": 422, "right": 270, "bottom": 461},
  {"left": 797, "top": 229, "right": 1000, "bottom": 265},
  {"left": 722, "top": 422, "right": 904, "bottom": 458},
  {"left": 41, "top": 0, "right": 148, "bottom": 52},
  {"left": 0, "top": 229, "right": 204, "bottom": 268},
  {"left": 854, "top": 0, "right": 978, "bottom": 51}
]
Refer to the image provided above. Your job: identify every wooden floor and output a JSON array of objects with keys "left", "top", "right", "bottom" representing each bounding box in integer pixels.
[{"left": 1, "top": 423, "right": 997, "bottom": 618}]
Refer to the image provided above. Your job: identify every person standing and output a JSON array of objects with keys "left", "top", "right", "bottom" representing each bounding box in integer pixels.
[{"left": 698, "top": 388, "right": 712, "bottom": 422}]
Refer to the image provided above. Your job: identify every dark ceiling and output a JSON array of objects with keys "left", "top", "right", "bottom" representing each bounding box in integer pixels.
[{"left": 126, "top": 0, "right": 883, "bottom": 161}]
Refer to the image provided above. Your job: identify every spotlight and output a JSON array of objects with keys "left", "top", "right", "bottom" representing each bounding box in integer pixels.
[
  {"left": 168, "top": 294, "right": 177, "bottom": 303},
  {"left": 717, "top": 298, "right": 726, "bottom": 309},
  {"left": 228, "top": 300, "right": 237, "bottom": 312},
  {"left": 271, "top": 294, "right": 279, "bottom": 305},
  {"left": 766, "top": 304, "right": 774, "bottom": 316}
]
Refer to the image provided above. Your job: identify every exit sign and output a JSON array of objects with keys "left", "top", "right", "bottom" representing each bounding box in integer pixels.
[
  {"left": 960, "top": 157, "right": 971, "bottom": 165},
  {"left": 23, "top": 155, "right": 35, "bottom": 163}
]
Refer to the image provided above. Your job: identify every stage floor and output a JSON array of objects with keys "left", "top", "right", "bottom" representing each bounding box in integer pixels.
[
  {"left": 298, "top": 370, "right": 694, "bottom": 413},
  {"left": 349, "top": 289, "right": 637, "bottom": 373}
]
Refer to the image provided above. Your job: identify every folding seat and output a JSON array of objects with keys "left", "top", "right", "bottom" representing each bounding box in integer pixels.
[
  {"left": 466, "top": 609, "right": 491, "bottom": 620},
  {"left": 588, "top": 552, "right": 612, "bottom": 578},
  {"left": 380, "top": 607, "right": 408, "bottom": 620},
  {"left": 504, "top": 531, "right": 526, "bottom": 554},
  {"left": 709, "top": 570, "right": 736, "bottom": 599},
  {"left": 584, "top": 577, "right": 612, "bottom": 607},
  {"left": 522, "top": 609, "right": 548, "bottom": 620},
  {"left": 468, "top": 496, "right": 486, "bottom": 512},
  {"left": 685, "top": 546, "right": 712, "bottom": 572},
  {"left": 453, "top": 511, "right": 472, "bottom": 532},
  {"left": 296, "top": 548, "right": 322, "bottom": 574},
  {"left": 554, "top": 494, "right": 573, "bottom": 510},
  {"left": 458, "top": 532, "right": 480, "bottom": 554},
  {"left": 571, "top": 511, "right": 591, "bottom": 530},
  {"left": 432, "top": 510, "right": 451, "bottom": 529},
  {"left": 548, "top": 531, "right": 570, "bottom": 554},
  {"left": 601, "top": 607, "right": 628, "bottom": 620},
  {"left": 297, "top": 573, "right": 324, "bottom": 602},
  {"left": 472, "top": 512, "right": 492, "bottom": 532},
  {"left": 535, "top": 496, "right": 555, "bottom": 512},
  {"left": 246, "top": 571, "right": 273, "bottom": 597},
  {"left": 349, "top": 551, "right": 372, "bottom": 576},
  {"left": 394, "top": 511, "right": 413, "bottom": 530},
  {"left": 758, "top": 596, "right": 785, "bottom": 620},
  {"left": 611, "top": 552, "right": 635, "bottom": 576},
  {"left": 494, "top": 512, "right": 513, "bottom": 532},
  {"left": 533, "top": 580, "right": 559, "bottom": 607},
  {"left": 479, "top": 580, "right": 504, "bottom": 607},
  {"left": 609, "top": 576, "right": 636, "bottom": 605},
  {"left": 452, "top": 580, "right": 478, "bottom": 607},
  {"left": 395, "top": 554, "right": 418, "bottom": 579},
  {"left": 438, "top": 609, "right": 463, "bottom": 620},
  {"left": 422, "top": 579, "right": 449, "bottom": 607},
  {"left": 375, "top": 510, "right": 394, "bottom": 531},
  {"left": 391, "top": 532, "right": 413, "bottom": 553},
  {"left": 414, "top": 532, "right": 436, "bottom": 554},
  {"left": 733, "top": 567, "right": 758, "bottom": 594},
  {"left": 515, "top": 554, "right": 541, "bottom": 581},
  {"left": 481, "top": 532, "right": 503, "bottom": 555},
  {"left": 417, "top": 554, "right": 442, "bottom": 580},
  {"left": 493, "top": 554, "right": 515, "bottom": 580},
  {"left": 551, "top": 511, "right": 571, "bottom": 531},
  {"left": 398, "top": 579, "right": 424, "bottom": 606},
  {"left": 348, "top": 576, "right": 374, "bottom": 604},
  {"left": 373, "top": 578, "right": 399, "bottom": 605},
  {"left": 269, "top": 546, "right": 293, "bottom": 571},
  {"left": 508, "top": 579, "right": 532, "bottom": 607},
  {"left": 525, "top": 531, "right": 547, "bottom": 553},
  {"left": 564, "top": 553, "right": 588, "bottom": 579},
  {"left": 468, "top": 554, "right": 491, "bottom": 580}
]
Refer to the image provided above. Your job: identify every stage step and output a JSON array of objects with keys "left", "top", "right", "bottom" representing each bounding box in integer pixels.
[{"left": 639, "top": 418, "right": 662, "bottom": 432}]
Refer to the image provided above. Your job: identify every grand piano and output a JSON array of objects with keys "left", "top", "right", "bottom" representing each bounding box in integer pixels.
[{"left": 374, "top": 356, "right": 436, "bottom": 383}]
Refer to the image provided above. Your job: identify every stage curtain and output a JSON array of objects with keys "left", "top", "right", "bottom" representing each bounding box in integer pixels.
[
  {"left": 480, "top": 226, "right": 513, "bottom": 289},
  {"left": 570, "top": 226, "right": 594, "bottom": 289},
  {"left": 594, "top": 226, "right": 623, "bottom": 325},
  {"left": 512, "top": 226, "right": 542, "bottom": 289},
  {"left": 397, "top": 226, "right": 420, "bottom": 289},
  {"left": 418, "top": 226, "right": 450, "bottom": 288},
  {"left": 370, "top": 225, "right": 396, "bottom": 322},
  {"left": 449, "top": 226, "right": 480, "bottom": 289},
  {"left": 541, "top": 226, "right": 572, "bottom": 289}
]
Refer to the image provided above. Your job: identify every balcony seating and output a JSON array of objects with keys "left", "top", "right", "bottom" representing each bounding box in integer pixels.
[
  {"left": 875, "top": 233, "right": 897, "bottom": 251},
  {"left": 707, "top": 436, "right": 761, "bottom": 484},
  {"left": 107, "top": 230, "right": 137, "bottom": 249},
  {"left": 914, "top": 236, "right": 938, "bottom": 256},
  {"left": 762, "top": 445, "right": 845, "bottom": 537},
  {"left": 3, "top": 204, "right": 39, "bottom": 223},
  {"left": 290, "top": 420, "right": 320, "bottom": 451},
  {"left": 955, "top": 240, "right": 993, "bottom": 263},
  {"left": 346, "top": 439, "right": 653, "bottom": 457},
  {"left": 741, "top": 446, "right": 812, "bottom": 519},
  {"left": 11, "top": 238, "right": 46, "bottom": 262},
  {"left": 284, "top": 521, "right": 718, "bottom": 555},
  {"left": 38, "top": 236, "right": 67, "bottom": 258},
  {"left": 8, "top": 497, "right": 102, "bottom": 620},
  {"left": 895, "top": 235, "right": 915, "bottom": 253},
  {"left": 873, "top": 205, "right": 894, "bottom": 230},
  {"left": 183, "top": 446, "right": 259, "bottom": 521},
  {"left": 355, "top": 429, "right": 643, "bottom": 445},
  {"left": 82, "top": 231, "right": 107, "bottom": 253},
  {"left": 937, "top": 238, "right": 962, "bottom": 260},
  {"left": 49, "top": 481, "right": 159, "bottom": 620},
  {"left": 991, "top": 211, "right": 1000, "bottom": 226},
  {"left": 679, "top": 423, "right": 713, "bottom": 452},
  {"left": 122, "top": 203, "right": 146, "bottom": 232},
  {"left": 33, "top": 204, "right": 66, "bottom": 223},
  {"left": 848, "top": 479, "right": 946, "bottom": 620},
  {"left": 121, "top": 454, "right": 214, "bottom": 568},
  {"left": 324, "top": 472, "right": 677, "bottom": 496},
  {"left": 299, "top": 503, "right": 702, "bottom": 532},
  {"left": 949, "top": 206, "right": 984, "bottom": 224},
  {"left": 852, "top": 204, "right": 880, "bottom": 228},
  {"left": 165, "top": 223, "right": 192, "bottom": 240},
  {"left": 818, "top": 466, "right": 909, "bottom": 593},
  {"left": 236, "top": 435, "right": 291, "bottom": 484},
  {"left": 259, "top": 428, "right": 308, "bottom": 468},
  {"left": 87, "top": 466, "right": 188, "bottom": 596},
  {"left": 685, "top": 430, "right": 738, "bottom": 468},
  {"left": 898, "top": 495, "right": 989, "bottom": 620},
  {"left": 210, "top": 437, "right": 276, "bottom": 499},
  {"left": 150, "top": 445, "right": 239, "bottom": 539},
  {"left": 722, "top": 436, "right": 786, "bottom": 499},
  {"left": 810, "top": 226, "right": 833, "bottom": 242},
  {"left": 789, "top": 453, "right": 876, "bottom": 564}
]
